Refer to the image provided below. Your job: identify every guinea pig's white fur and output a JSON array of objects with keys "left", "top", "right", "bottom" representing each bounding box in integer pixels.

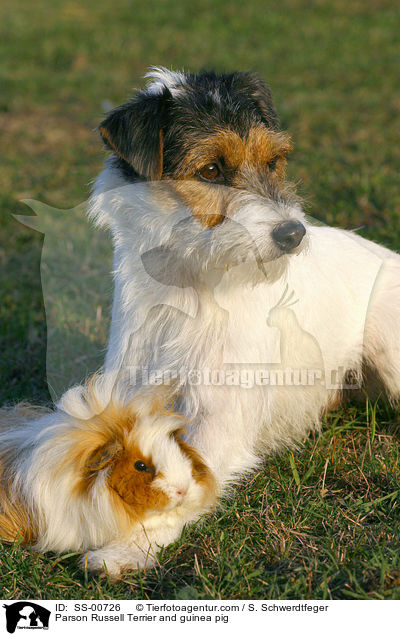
[{"left": 0, "top": 373, "right": 216, "bottom": 576}]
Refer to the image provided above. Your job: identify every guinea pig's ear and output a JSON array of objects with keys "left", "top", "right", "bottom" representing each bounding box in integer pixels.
[
  {"left": 85, "top": 438, "right": 123, "bottom": 473},
  {"left": 98, "top": 87, "right": 172, "bottom": 181},
  {"left": 232, "top": 72, "right": 280, "bottom": 131}
]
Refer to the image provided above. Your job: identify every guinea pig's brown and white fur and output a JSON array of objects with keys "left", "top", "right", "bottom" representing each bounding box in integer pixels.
[{"left": 0, "top": 374, "right": 216, "bottom": 576}]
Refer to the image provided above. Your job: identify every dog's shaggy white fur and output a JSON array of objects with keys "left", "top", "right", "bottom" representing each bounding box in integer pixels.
[
  {"left": 89, "top": 170, "right": 400, "bottom": 492},
  {"left": 85, "top": 68, "right": 400, "bottom": 507}
]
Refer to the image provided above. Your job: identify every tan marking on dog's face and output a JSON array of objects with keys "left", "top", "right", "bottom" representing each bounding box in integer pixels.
[
  {"left": 174, "top": 126, "right": 292, "bottom": 177},
  {"left": 171, "top": 180, "right": 235, "bottom": 228},
  {"left": 166, "top": 126, "right": 293, "bottom": 227},
  {"left": 239, "top": 127, "right": 292, "bottom": 180}
]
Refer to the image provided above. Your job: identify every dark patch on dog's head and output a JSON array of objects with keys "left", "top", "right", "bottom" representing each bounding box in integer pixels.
[
  {"left": 99, "top": 86, "right": 172, "bottom": 180},
  {"left": 99, "top": 68, "right": 284, "bottom": 180},
  {"left": 99, "top": 68, "right": 293, "bottom": 227},
  {"left": 161, "top": 70, "right": 281, "bottom": 175}
]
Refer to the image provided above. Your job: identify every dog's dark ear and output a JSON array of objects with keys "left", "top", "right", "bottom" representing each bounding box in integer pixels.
[
  {"left": 233, "top": 72, "right": 280, "bottom": 131},
  {"left": 99, "top": 87, "right": 172, "bottom": 180}
]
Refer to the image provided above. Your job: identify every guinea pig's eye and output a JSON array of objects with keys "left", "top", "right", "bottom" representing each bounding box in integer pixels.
[
  {"left": 268, "top": 157, "right": 278, "bottom": 171},
  {"left": 134, "top": 461, "right": 148, "bottom": 472},
  {"left": 198, "top": 163, "right": 220, "bottom": 181}
]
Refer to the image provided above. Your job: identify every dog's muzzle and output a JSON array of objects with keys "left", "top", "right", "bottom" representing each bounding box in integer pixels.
[{"left": 272, "top": 220, "right": 306, "bottom": 253}]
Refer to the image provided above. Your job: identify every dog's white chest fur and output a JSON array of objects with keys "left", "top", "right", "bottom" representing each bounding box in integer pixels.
[{"left": 90, "top": 169, "right": 400, "bottom": 487}]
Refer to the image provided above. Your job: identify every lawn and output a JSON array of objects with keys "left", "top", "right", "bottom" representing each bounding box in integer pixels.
[{"left": 0, "top": 0, "right": 399, "bottom": 600}]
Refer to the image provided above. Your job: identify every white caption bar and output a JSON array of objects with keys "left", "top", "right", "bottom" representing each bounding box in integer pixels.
[{"left": 1, "top": 599, "right": 398, "bottom": 635}]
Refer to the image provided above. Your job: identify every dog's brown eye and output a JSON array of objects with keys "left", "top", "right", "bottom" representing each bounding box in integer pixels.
[
  {"left": 198, "top": 163, "right": 220, "bottom": 180},
  {"left": 134, "top": 461, "right": 147, "bottom": 472}
]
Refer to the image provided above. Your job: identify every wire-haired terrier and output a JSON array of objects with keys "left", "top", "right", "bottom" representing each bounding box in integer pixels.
[{"left": 90, "top": 67, "right": 400, "bottom": 496}]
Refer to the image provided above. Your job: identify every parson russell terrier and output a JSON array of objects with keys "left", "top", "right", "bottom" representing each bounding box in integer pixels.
[{"left": 90, "top": 67, "right": 400, "bottom": 493}]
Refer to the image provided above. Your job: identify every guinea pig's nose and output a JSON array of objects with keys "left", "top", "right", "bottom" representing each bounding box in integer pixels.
[
  {"left": 176, "top": 487, "right": 187, "bottom": 498},
  {"left": 272, "top": 220, "right": 306, "bottom": 252}
]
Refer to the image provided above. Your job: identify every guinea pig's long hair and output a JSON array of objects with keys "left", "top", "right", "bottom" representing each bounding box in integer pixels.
[{"left": 0, "top": 374, "right": 216, "bottom": 555}]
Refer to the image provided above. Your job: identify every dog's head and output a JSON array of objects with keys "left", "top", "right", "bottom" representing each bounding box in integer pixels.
[
  {"left": 99, "top": 67, "right": 287, "bottom": 181},
  {"left": 95, "top": 68, "right": 307, "bottom": 282}
]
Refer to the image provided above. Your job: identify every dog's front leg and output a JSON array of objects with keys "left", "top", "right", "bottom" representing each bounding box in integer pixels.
[{"left": 185, "top": 386, "right": 266, "bottom": 491}]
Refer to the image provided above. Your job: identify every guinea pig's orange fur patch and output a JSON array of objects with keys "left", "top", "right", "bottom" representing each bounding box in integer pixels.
[
  {"left": 168, "top": 126, "right": 293, "bottom": 228},
  {"left": 0, "top": 465, "right": 38, "bottom": 543},
  {"left": 174, "top": 434, "right": 217, "bottom": 507},
  {"left": 58, "top": 380, "right": 216, "bottom": 517},
  {"left": 0, "top": 381, "right": 216, "bottom": 543},
  {"left": 54, "top": 383, "right": 192, "bottom": 520},
  {"left": 0, "top": 405, "right": 50, "bottom": 544},
  {"left": 108, "top": 454, "right": 169, "bottom": 516}
]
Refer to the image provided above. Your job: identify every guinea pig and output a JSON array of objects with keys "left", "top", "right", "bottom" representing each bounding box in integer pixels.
[{"left": 0, "top": 373, "right": 216, "bottom": 577}]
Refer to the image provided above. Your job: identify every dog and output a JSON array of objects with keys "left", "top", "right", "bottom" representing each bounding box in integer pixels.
[{"left": 89, "top": 67, "right": 400, "bottom": 495}]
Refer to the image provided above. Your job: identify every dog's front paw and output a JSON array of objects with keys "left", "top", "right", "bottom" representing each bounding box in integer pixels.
[{"left": 80, "top": 545, "right": 157, "bottom": 578}]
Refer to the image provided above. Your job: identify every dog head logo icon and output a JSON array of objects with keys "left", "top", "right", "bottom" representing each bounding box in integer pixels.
[{"left": 3, "top": 602, "right": 50, "bottom": 633}]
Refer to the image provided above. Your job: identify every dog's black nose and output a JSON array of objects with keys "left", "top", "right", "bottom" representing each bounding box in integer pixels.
[{"left": 272, "top": 220, "right": 306, "bottom": 252}]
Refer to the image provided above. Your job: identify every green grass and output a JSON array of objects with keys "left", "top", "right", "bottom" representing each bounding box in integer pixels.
[{"left": 1, "top": 0, "right": 400, "bottom": 600}]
